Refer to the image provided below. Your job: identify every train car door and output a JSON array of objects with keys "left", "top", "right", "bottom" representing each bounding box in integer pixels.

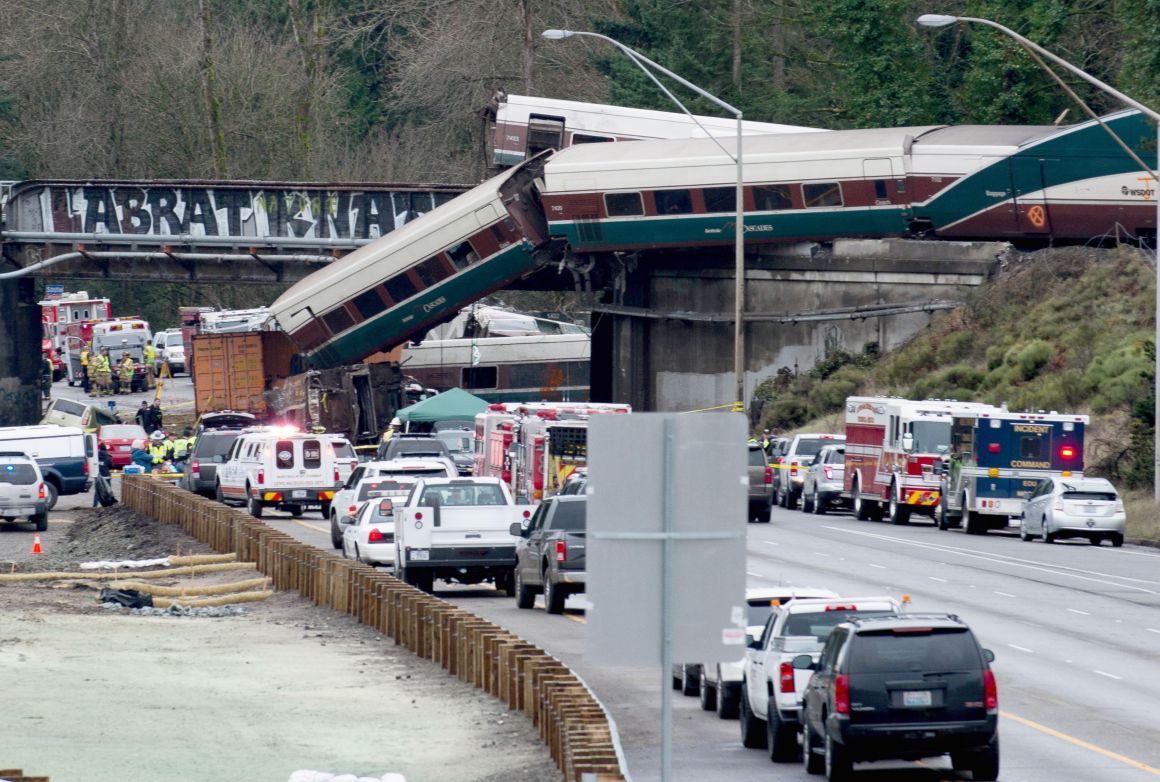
[
  {"left": 526, "top": 115, "right": 565, "bottom": 159},
  {"left": 1010, "top": 156, "right": 1052, "bottom": 235}
]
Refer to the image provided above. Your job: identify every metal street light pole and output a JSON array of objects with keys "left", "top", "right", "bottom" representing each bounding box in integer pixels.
[
  {"left": 918, "top": 13, "right": 1160, "bottom": 501},
  {"left": 542, "top": 29, "right": 747, "bottom": 413}
]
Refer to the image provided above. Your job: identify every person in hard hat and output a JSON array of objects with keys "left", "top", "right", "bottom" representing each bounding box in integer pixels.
[
  {"left": 382, "top": 417, "right": 402, "bottom": 443},
  {"left": 143, "top": 341, "right": 157, "bottom": 389},
  {"left": 79, "top": 342, "right": 91, "bottom": 394},
  {"left": 148, "top": 430, "right": 173, "bottom": 471},
  {"left": 760, "top": 429, "right": 774, "bottom": 455},
  {"left": 171, "top": 428, "right": 193, "bottom": 470},
  {"left": 92, "top": 348, "right": 113, "bottom": 396},
  {"left": 116, "top": 351, "right": 136, "bottom": 394}
]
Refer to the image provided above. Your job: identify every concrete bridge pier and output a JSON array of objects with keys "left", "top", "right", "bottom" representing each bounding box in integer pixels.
[{"left": 0, "top": 261, "right": 45, "bottom": 425}]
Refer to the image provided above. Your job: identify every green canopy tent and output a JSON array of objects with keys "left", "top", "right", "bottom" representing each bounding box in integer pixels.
[{"left": 395, "top": 387, "right": 490, "bottom": 427}]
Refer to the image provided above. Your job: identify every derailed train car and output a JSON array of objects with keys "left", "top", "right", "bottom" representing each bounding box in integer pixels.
[{"left": 271, "top": 109, "right": 1156, "bottom": 369}]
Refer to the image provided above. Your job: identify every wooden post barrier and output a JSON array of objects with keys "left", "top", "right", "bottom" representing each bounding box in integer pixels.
[{"left": 121, "top": 480, "right": 628, "bottom": 782}]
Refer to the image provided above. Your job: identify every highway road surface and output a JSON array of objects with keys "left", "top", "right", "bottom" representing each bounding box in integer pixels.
[{"left": 259, "top": 500, "right": 1160, "bottom": 782}]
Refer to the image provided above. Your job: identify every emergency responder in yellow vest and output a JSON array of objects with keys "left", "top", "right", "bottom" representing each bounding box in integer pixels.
[
  {"left": 79, "top": 343, "right": 91, "bottom": 394},
  {"left": 148, "top": 430, "right": 172, "bottom": 470},
  {"left": 92, "top": 348, "right": 113, "bottom": 396},
  {"left": 382, "top": 417, "right": 401, "bottom": 443},
  {"left": 171, "top": 428, "right": 193, "bottom": 468},
  {"left": 117, "top": 352, "right": 136, "bottom": 394},
  {"left": 143, "top": 342, "right": 157, "bottom": 388}
]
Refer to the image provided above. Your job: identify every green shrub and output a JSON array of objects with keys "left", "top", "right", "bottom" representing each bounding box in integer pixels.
[
  {"left": 935, "top": 332, "right": 977, "bottom": 365},
  {"left": 1014, "top": 340, "right": 1052, "bottom": 380}
]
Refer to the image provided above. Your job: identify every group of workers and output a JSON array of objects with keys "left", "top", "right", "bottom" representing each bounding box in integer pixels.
[
  {"left": 128, "top": 427, "right": 196, "bottom": 473},
  {"left": 77, "top": 342, "right": 157, "bottom": 396}
]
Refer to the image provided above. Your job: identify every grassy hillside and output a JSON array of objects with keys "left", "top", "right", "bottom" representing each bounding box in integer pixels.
[{"left": 753, "top": 245, "right": 1159, "bottom": 540}]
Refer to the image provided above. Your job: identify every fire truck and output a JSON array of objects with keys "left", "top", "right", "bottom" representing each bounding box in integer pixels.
[
  {"left": 844, "top": 396, "right": 992, "bottom": 524},
  {"left": 39, "top": 292, "right": 113, "bottom": 383},
  {"left": 937, "top": 409, "right": 1087, "bottom": 535}
]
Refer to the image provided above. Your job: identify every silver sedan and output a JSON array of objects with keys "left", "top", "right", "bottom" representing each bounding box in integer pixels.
[{"left": 1020, "top": 476, "right": 1125, "bottom": 546}]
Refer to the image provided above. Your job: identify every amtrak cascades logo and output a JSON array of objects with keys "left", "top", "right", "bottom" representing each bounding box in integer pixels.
[{"left": 706, "top": 221, "right": 774, "bottom": 236}]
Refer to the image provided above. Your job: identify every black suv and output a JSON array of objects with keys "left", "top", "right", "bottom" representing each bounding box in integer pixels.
[
  {"left": 797, "top": 613, "right": 998, "bottom": 781},
  {"left": 375, "top": 434, "right": 452, "bottom": 462},
  {"left": 181, "top": 430, "right": 242, "bottom": 498}
]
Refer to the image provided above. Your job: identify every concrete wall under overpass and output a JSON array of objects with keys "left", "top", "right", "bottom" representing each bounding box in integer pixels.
[{"left": 591, "top": 239, "right": 1007, "bottom": 412}]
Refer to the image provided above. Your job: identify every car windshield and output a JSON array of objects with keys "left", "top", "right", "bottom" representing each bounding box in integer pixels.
[
  {"left": 102, "top": 425, "right": 145, "bottom": 438},
  {"left": 0, "top": 463, "right": 37, "bottom": 485},
  {"left": 847, "top": 628, "right": 979, "bottom": 674},
  {"left": 549, "top": 501, "right": 586, "bottom": 530},
  {"left": 784, "top": 610, "right": 894, "bottom": 643},
  {"left": 436, "top": 431, "right": 472, "bottom": 454},
  {"left": 420, "top": 484, "right": 506, "bottom": 506},
  {"left": 910, "top": 421, "right": 951, "bottom": 454}
]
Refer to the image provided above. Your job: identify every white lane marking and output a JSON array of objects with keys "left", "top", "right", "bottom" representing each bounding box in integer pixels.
[
  {"left": 746, "top": 571, "right": 764, "bottom": 578},
  {"left": 1093, "top": 670, "right": 1122, "bottom": 681},
  {"left": 1067, "top": 608, "right": 1091, "bottom": 616},
  {"left": 813, "top": 552, "right": 830, "bottom": 558},
  {"left": 821, "top": 526, "right": 1160, "bottom": 594},
  {"left": 765, "top": 541, "right": 780, "bottom": 547},
  {"left": 929, "top": 576, "right": 948, "bottom": 583},
  {"left": 1065, "top": 659, "right": 1074, "bottom": 663},
  {"left": 994, "top": 591, "right": 1015, "bottom": 597},
  {"left": 1148, "top": 628, "right": 1160, "bottom": 635},
  {"left": 1007, "top": 644, "right": 1034, "bottom": 653},
  {"left": 868, "top": 563, "right": 887, "bottom": 570}
]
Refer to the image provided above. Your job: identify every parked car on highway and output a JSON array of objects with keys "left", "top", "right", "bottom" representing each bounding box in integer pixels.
[
  {"left": 740, "top": 595, "right": 902, "bottom": 759},
  {"left": 1020, "top": 476, "right": 1126, "bottom": 546},
  {"left": 747, "top": 442, "right": 773, "bottom": 523},
  {"left": 41, "top": 397, "right": 120, "bottom": 431},
  {"left": 192, "top": 410, "right": 258, "bottom": 438},
  {"left": 511, "top": 494, "right": 587, "bottom": 614},
  {"left": 181, "top": 430, "right": 243, "bottom": 498},
  {"left": 97, "top": 423, "right": 148, "bottom": 468},
  {"left": 376, "top": 433, "right": 453, "bottom": 463},
  {"left": 773, "top": 433, "right": 845, "bottom": 510},
  {"left": 683, "top": 587, "right": 838, "bottom": 718},
  {"left": 0, "top": 425, "right": 96, "bottom": 509},
  {"left": 342, "top": 497, "right": 398, "bottom": 566},
  {"left": 435, "top": 428, "right": 474, "bottom": 475},
  {"left": 0, "top": 452, "right": 49, "bottom": 531},
  {"left": 797, "top": 613, "right": 999, "bottom": 781},
  {"left": 801, "top": 444, "right": 848, "bottom": 515},
  {"left": 330, "top": 469, "right": 429, "bottom": 548},
  {"left": 153, "top": 329, "right": 186, "bottom": 375}
]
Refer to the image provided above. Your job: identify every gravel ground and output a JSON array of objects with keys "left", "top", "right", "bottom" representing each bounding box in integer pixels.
[{"left": 0, "top": 499, "right": 561, "bottom": 782}]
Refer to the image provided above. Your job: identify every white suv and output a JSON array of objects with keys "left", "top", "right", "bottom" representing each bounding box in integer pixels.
[
  {"left": 216, "top": 429, "right": 353, "bottom": 518},
  {"left": 153, "top": 329, "right": 186, "bottom": 375},
  {"left": 0, "top": 452, "right": 50, "bottom": 531}
]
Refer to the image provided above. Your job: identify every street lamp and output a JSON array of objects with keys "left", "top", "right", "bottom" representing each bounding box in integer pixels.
[
  {"left": 918, "top": 13, "right": 1160, "bottom": 501},
  {"left": 542, "top": 29, "right": 747, "bottom": 413}
]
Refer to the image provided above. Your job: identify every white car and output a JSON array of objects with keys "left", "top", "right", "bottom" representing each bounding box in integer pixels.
[
  {"left": 153, "top": 329, "right": 185, "bottom": 375},
  {"left": 687, "top": 587, "right": 837, "bottom": 718},
  {"left": 342, "top": 497, "right": 397, "bottom": 565},
  {"left": 216, "top": 428, "right": 352, "bottom": 519},
  {"left": 1020, "top": 476, "right": 1126, "bottom": 546},
  {"left": 329, "top": 459, "right": 456, "bottom": 548}
]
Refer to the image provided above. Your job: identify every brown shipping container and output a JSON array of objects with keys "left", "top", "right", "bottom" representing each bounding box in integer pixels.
[{"left": 191, "top": 331, "right": 296, "bottom": 415}]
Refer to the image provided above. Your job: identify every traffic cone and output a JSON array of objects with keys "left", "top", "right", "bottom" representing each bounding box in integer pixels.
[{"left": 32, "top": 534, "right": 42, "bottom": 555}]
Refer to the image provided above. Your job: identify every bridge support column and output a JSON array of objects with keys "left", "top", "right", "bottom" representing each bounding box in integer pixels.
[
  {"left": 593, "top": 270, "right": 652, "bottom": 410},
  {"left": 0, "top": 260, "right": 44, "bottom": 425}
]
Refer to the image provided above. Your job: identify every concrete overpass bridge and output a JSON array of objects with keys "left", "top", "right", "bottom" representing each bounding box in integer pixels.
[{"left": 0, "top": 178, "right": 1005, "bottom": 424}]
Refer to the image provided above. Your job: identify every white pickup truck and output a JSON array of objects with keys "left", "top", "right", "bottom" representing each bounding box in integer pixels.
[
  {"left": 739, "top": 596, "right": 902, "bottom": 761},
  {"left": 394, "top": 477, "right": 534, "bottom": 593}
]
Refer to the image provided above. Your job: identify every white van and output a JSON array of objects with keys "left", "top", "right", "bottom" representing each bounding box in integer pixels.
[
  {"left": 0, "top": 425, "right": 97, "bottom": 508},
  {"left": 216, "top": 428, "right": 353, "bottom": 519}
]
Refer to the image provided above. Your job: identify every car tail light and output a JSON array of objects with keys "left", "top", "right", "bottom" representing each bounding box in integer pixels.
[
  {"left": 1114, "top": 499, "right": 1124, "bottom": 513},
  {"left": 334, "top": 467, "right": 340, "bottom": 483},
  {"left": 368, "top": 527, "right": 385, "bottom": 543},
  {"left": 1054, "top": 498, "right": 1064, "bottom": 512},
  {"left": 790, "top": 462, "right": 799, "bottom": 477},
  {"left": 824, "top": 465, "right": 833, "bottom": 480},
  {"left": 983, "top": 669, "right": 998, "bottom": 713},
  {"left": 37, "top": 483, "right": 46, "bottom": 500},
  {"left": 779, "top": 661, "right": 795, "bottom": 693},
  {"left": 257, "top": 469, "right": 265, "bottom": 485},
  {"left": 764, "top": 466, "right": 772, "bottom": 485},
  {"left": 83, "top": 459, "right": 90, "bottom": 475},
  {"left": 556, "top": 539, "right": 566, "bottom": 562},
  {"left": 834, "top": 674, "right": 850, "bottom": 715},
  {"left": 191, "top": 458, "right": 200, "bottom": 476}
]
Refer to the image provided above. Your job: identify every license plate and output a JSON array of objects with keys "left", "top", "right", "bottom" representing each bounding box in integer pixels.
[
  {"left": 1082, "top": 506, "right": 1098, "bottom": 514},
  {"left": 903, "top": 690, "right": 932, "bottom": 707},
  {"left": 119, "top": 446, "right": 131, "bottom": 452},
  {"left": 410, "top": 550, "right": 429, "bottom": 561},
  {"left": 292, "top": 490, "right": 307, "bottom": 498}
]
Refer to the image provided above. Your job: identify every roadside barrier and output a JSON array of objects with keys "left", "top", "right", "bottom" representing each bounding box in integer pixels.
[{"left": 121, "top": 477, "right": 628, "bottom": 782}]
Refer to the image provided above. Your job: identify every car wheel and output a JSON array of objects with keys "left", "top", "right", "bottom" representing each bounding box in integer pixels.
[
  {"left": 813, "top": 489, "right": 827, "bottom": 516},
  {"left": 758, "top": 504, "right": 771, "bottom": 523},
  {"left": 778, "top": 487, "right": 788, "bottom": 509},
  {"left": 412, "top": 569, "right": 434, "bottom": 593},
  {"left": 1020, "top": 515, "right": 1032, "bottom": 541},
  {"left": 319, "top": 502, "right": 331, "bottom": 520},
  {"left": 699, "top": 673, "right": 718, "bottom": 711},
  {"left": 802, "top": 718, "right": 824, "bottom": 775},
  {"left": 852, "top": 478, "right": 872, "bottom": 521},
  {"left": 1111, "top": 533, "right": 1124, "bottom": 547},
  {"left": 938, "top": 498, "right": 951, "bottom": 530},
  {"left": 1042, "top": 517, "right": 1055, "bottom": 543},
  {"left": 716, "top": 681, "right": 740, "bottom": 719},
  {"left": 286, "top": 504, "right": 303, "bottom": 518},
  {"left": 341, "top": 540, "right": 349, "bottom": 559},
  {"left": 214, "top": 482, "right": 226, "bottom": 505},
  {"left": 544, "top": 572, "right": 566, "bottom": 614},
  {"left": 888, "top": 481, "right": 911, "bottom": 525},
  {"left": 329, "top": 515, "right": 343, "bottom": 549},
  {"left": 785, "top": 489, "right": 799, "bottom": 511},
  {"left": 766, "top": 699, "right": 799, "bottom": 762},
  {"left": 739, "top": 685, "right": 768, "bottom": 749},
  {"left": 514, "top": 567, "right": 535, "bottom": 609},
  {"left": 247, "top": 490, "right": 263, "bottom": 519},
  {"left": 802, "top": 489, "right": 815, "bottom": 514},
  {"left": 824, "top": 730, "right": 852, "bottom": 782},
  {"left": 680, "top": 665, "right": 699, "bottom": 697},
  {"left": 31, "top": 512, "right": 48, "bottom": 532},
  {"left": 494, "top": 569, "right": 515, "bottom": 597},
  {"left": 954, "top": 736, "right": 1000, "bottom": 782},
  {"left": 43, "top": 482, "right": 59, "bottom": 512},
  {"left": 965, "top": 510, "right": 986, "bottom": 535},
  {"left": 1089, "top": 535, "right": 1102, "bottom": 546}
]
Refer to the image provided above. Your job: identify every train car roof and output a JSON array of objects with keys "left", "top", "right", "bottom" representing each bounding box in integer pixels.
[
  {"left": 270, "top": 162, "right": 531, "bottom": 324},
  {"left": 911, "top": 123, "right": 1064, "bottom": 152}
]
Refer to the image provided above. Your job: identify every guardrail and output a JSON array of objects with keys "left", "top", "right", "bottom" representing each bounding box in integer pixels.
[{"left": 121, "top": 477, "right": 627, "bottom": 782}]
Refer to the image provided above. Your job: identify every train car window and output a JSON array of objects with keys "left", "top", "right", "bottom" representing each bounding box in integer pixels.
[
  {"left": 572, "top": 133, "right": 613, "bottom": 144},
  {"left": 703, "top": 187, "right": 737, "bottom": 213},
  {"left": 385, "top": 274, "right": 418, "bottom": 303},
  {"left": 873, "top": 180, "right": 889, "bottom": 200},
  {"left": 322, "top": 306, "right": 355, "bottom": 336},
  {"left": 462, "top": 366, "right": 498, "bottom": 389},
  {"left": 352, "top": 289, "right": 386, "bottom": 320},
  {"left": 895, "top": 178, "right": 907, "bottom": 193},
  {"left": 803, "top": 182, "right": 843, "bottom": 208},
  {"left": 489, "top": 225, "right": 511, "bottom": 246},
  {"left": 754, "top": 185, "right": 794, "bottom": 211},
  {"left": 447, "top": 241, "right": 480, "bottom": 270},
  {"left": 654, "top": 189, "right": 693, "bottom": 215},
  {"left": 605, "top": 193, "right": 643, "bottom": 217},
  {"left": 414, "top": 257, "right": 450, "bottom": 288}
]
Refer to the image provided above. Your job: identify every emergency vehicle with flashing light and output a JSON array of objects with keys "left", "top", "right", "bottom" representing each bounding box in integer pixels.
[{"left": 937, "top": 409, "right": 1088, "bottom": 535}]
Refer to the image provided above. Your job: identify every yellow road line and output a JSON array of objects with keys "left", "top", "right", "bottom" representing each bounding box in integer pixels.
[
  {"left": 292, "top": 519, "right": 328, "bottom": 534},
  {"left": 564, "top": 613, "right": 587, "bottom": 624},
  {"left": 1001, "top": 710, "right": 1160, "bottom": 776}
]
